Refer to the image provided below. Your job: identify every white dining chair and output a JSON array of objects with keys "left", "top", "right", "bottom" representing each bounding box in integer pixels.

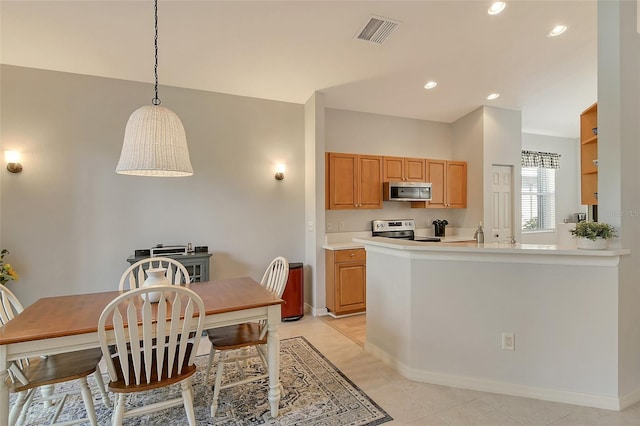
[
  {"left": 1, "top": 284, "right": 110, "bottom": 426},
  {"left": 119, "top": 256, "right": 191, "bottom": 291},
  {"left": 98, "top": 285, "right": 205, "bottom": 425},
  {"left": 204, "top": 256, "right": 289, "bottom": 417}
]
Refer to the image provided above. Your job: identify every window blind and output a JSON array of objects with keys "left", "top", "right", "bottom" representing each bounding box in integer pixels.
[{"left": 522, "top": 167, "right": 556, "bottom": 232}]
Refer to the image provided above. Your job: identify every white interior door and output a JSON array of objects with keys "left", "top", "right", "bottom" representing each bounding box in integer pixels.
[{"left": 491, "top": 165, "right": 513, "bottom": 242}]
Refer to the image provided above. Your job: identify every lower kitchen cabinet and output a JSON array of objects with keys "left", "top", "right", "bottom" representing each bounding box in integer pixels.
[{"left": 325, "top": 248, "right": 366, "bottom": 316}]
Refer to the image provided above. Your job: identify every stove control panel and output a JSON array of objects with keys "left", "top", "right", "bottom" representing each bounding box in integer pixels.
[{"left": 372, "top": 219, "right": 416, "bottom": 232}]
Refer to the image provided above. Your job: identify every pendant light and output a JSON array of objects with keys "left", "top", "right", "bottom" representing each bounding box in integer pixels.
[{"left": 116, "top": 0, "right": 193, "bottom": 177}]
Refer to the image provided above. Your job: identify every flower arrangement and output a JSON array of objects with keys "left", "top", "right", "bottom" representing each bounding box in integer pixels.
[
  {"left": 570, "top": 222, "right": 616, "bottom": 241},
  {"left": 0, "top": 249, "right": 19, "bottom": 285}
]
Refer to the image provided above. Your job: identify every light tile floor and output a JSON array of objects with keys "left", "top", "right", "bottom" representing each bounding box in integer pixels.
[{"left": 224, "top": 314, "right": 640, "bottom": 426}]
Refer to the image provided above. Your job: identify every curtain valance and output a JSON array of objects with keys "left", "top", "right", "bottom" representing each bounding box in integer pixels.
[{"left": 521, "top": 150, "right": 560, "bottom": 169}]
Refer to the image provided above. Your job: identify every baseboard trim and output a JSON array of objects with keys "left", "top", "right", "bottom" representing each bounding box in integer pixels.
[
  {"left": 326, "top": 311, "right": 366, "bottom": 319},
  {"left": 365, "top": 341, "right": 623, "bottom": 411},
  {"left": 307, "top": 304, "right": 328, "bottom": 317}
]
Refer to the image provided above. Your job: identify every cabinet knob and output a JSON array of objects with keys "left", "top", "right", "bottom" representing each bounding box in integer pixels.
[{"left": 350, "top": 252, "right": 355, "bottom": 256}]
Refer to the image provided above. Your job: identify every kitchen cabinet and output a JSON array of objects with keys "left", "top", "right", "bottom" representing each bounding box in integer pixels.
[
  {"left": 383, "top": 156, "right": 426, "bottom": 182},
  {"left": 126, "top": 252, "right": 212, "bottom": 282},
  {"left": 326, "top": 152, "right": 383, "bottom": 210},
  {"left": 325, "top": 248, "right": 366, "bottom": 316},
  {"left": 580, "top": 102, "right": 598, "bottom": 205},
  {"left": 412, "top": 159, "right": 467, "bottom": 209}
]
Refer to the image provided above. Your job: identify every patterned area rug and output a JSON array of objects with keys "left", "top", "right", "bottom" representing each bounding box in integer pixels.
[{"left": 13, "top": 336, "right": 392, "bottom": 425}]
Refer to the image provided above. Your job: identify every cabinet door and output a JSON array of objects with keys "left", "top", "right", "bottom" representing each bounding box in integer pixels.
[
  {"left": 383, "top": 156, "right": 405, "bottom": 182},
  {"left": 446, "top": 161, "right": 467, "bottom": 208},
  {"left": 405, "top": 157, "right": 426, "bottom": 182},
  {"left": 335, "top": 262, "right": 366, "bottom": 314},
  {"left": 358, "top": 155, "right": 383, "bottom": 209},
  {"left": 426, "top": 159, "right": 447, "bottom": 208},
  {"left": 327, "top": 152, "right": 358, "bottom": 209}
]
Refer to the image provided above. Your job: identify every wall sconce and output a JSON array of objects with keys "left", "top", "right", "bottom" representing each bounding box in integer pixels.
[
  {"left": 275, "top": 164, "right": 285, "bottom": 181},
  {"left": 5, "top": 151, "right": 22, "bottom": 173}
]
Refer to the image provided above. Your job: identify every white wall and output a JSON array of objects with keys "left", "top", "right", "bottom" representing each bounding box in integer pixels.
[
  {"left": 366, "top": 246, "right": 621, "bottom": 408},
  {"left": 598, "top": 0, "right": 640, "bottom": 400},
  {"left": 0, "top": 65, "right": 305, "bottom": 306},
  {"left": 451, "top": 107, "right": 484, "bottom": 229},
  {"left": 521, "top": 133, "right": 582, "bottom": 245},
  {"left": 304, "top": 92, "right": 326, "bottom": 313},
  {"left": 483, "top": 106, "right": 523, "bottom": 243}
]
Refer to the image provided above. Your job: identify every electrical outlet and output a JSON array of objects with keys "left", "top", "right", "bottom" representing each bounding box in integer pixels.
[
  {"left": 339, "top": 221, "right": 345, "bottom": 231},
  {"left": 502, "top": 332, "right": 515, "bottom": 351},
  {"left": 307, "top": 221, "right": 313, "bottom": 232}
]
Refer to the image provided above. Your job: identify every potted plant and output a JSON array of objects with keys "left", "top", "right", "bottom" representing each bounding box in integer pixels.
[{"left": 570, "top": 222, "right": 616, "bottom": 250}]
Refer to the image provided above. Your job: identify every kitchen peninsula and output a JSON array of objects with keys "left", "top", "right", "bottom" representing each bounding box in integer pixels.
[{"left": 353, "top": 236, "right": 631, "bottom": 410}]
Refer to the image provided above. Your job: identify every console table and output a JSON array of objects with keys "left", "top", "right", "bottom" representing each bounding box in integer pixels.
[{"left": 126, "top": 252, "right": 213, "bottom": 282}]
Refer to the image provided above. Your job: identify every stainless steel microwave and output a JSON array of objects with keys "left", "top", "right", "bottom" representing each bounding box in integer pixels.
[{"left": 383, "top": 181, "right": 432, "bottom": 201}]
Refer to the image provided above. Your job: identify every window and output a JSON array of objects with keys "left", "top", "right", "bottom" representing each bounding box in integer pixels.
[{"left": 522, "top": 167, "right": 556, "bottom": 232}]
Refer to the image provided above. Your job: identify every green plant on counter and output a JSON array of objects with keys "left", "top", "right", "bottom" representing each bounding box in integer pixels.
[
  {"left": 570, "top": 222, "right": 616, "bottom": 241},
  {"left": 0, "top": 249, "right": 19, "bottom": 285}
]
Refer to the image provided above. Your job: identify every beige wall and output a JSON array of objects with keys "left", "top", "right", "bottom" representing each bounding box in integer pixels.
[{"left": 0, "top": 65, "right": 305, "bottom": 305}]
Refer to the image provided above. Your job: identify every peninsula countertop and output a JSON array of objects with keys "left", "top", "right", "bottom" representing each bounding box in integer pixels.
[
  {"left": 352, "top": 236, "right": 630, "bottom": 257},
  {"left": 323, "top": 231, "right": 476, "bottom": 251}
]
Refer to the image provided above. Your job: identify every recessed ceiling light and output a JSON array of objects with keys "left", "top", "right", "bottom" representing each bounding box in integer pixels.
[
  {"left": 487, "top": 93, "right": 500, "bottom": 100},
  {"left": 424, "top": 81, "right": 438, "bottom": 90},
  {"left": 488, "top": 2, "right": 506, "bottom": 15},
  {"left": 548, "top": 25, "right": 568, "bottom": 37}
]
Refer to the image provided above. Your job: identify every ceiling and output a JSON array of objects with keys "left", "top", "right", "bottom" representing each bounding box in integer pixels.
[{"left": 0, "top": 1, "right": 597, "bottom": 138}]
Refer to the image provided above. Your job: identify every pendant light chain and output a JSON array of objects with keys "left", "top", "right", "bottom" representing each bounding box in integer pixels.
[
  {"left": 152, "top": 0, "right": 161, "bottom": 106},
  {"left": 117, "top": 0, "right": 193, "bottom": 176}
]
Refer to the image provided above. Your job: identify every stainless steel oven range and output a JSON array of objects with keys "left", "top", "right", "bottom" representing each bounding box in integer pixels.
[{"left": 371, "top": 219, "right": 441, "bottom": 242}]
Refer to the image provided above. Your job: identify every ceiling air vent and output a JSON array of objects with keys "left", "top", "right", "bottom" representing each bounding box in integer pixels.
[{"left": 355, "top": 15, "right": 400, "bottom": 44}]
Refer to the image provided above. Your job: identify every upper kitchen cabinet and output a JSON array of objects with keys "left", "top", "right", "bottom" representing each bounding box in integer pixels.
[
  {"left": 326, "top": 152, "right": 383, "bottom": 210},
  {"left": 383, "top": 156, "right": 426, "bottom": 182},
  {"left": 412, "top": 159, "right": 467, "bottom": 209},
  {"left": 580, "top": 103, "right": 598, "bottom": 205}
]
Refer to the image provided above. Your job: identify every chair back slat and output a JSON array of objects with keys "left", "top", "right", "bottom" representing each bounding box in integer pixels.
[
  {"left": 142, "top": 297, "right": 155, "bottom": 384},
  {"left": 260, "top": 256, "right": 289, "bottom": 298},
  {"left": 257, "top": 257, "right": 289, "bottom": 340},
  {"left": 0, "top": 285, "right": 32, "bottom": 383},
  {"left": 110, "top": 307, "right": 128, "bottom": 384},
  {"left": 177, "top": 298, "right": 195, "bottom": 374},
  {"left": 128, "top": 300, "right": 144, "bottom": 385},
  {"left": 155, "top": 295, "right": 168, "bottom": 380},
  {"left": 166, "top": 294, "right": 181, "bottom": 379},
  {"left": 0, "top": 284, "right": 23, "bottom": 326},
  {"left": 119, "top": 257, "right": 191, "bottom": 291},
  {"left": 98, "top": 286, "right": 204, "bottom": 388}
]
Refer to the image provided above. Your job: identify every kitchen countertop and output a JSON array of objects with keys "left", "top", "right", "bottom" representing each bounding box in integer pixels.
[
  {"left": 323, "top": 230, "right": 476, "bottom": 250},
  {"left": 352, "top": 236, "right": 630, "bottom": 256},
  {"left": 323, "top": 241, "right": 366, "bottom": 250}
]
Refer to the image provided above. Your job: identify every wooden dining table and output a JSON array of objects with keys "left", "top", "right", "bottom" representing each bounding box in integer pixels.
[{"left": 0, "top": 277, "right": 284, "bottom": 425}]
